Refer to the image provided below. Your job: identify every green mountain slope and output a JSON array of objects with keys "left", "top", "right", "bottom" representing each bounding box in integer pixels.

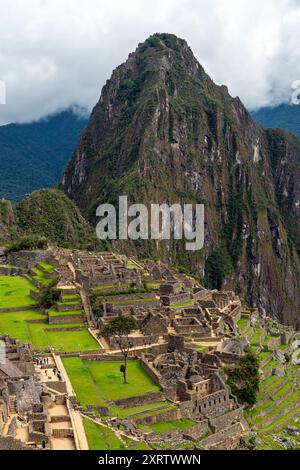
[
  {"left": 61, "top": 33, "right": 300, "bottom": 326},
  {"left": 252, "top": 104, "right": 300, "bottom": 139},
  {"left": 0, "top": 109, "right": 87, "bottom": 202},
  {"left": 0, "top": 189, "right": 102, "bottom": 250}
]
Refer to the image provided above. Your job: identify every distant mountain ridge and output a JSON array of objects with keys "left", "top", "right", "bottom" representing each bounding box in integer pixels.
[
  {"left": 252, "top": 103, "right": 300, "bottom": 138},
  {"left": 0, "top": 109, "right": 88, "bottom": 202}
]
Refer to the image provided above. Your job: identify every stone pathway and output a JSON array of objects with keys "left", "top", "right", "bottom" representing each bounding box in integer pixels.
[{"left": 53, "top": 353, "right": 89, "bottom": 450}]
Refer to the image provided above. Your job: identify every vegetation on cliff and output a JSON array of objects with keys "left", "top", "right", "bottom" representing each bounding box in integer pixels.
[
  {"left": 60, "top": 33, "right": 300, "bottom": 325},
  {"left": 225, "top": 349, "right": 260, "bottom": 405},
  {"left": 0, "top": 189, "right": 104, "bottom": 252}
]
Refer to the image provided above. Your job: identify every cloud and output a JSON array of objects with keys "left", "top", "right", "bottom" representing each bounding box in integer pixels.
[{"left": 0, "top": 0, "right": 299, "bottom": 124}]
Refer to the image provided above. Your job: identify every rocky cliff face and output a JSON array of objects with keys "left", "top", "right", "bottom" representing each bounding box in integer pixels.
[
  {"left": 61, "top": 33, "right": 300, "bottom": 326},
  {"left": 0, "top": 200, "right": 15, "bottom": 242}
]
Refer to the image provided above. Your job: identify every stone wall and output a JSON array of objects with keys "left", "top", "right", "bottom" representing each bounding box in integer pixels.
[
  {"left": 0, "top": 266, "right": 24, "bottom": 276},
  {"left": 48, "top": 314, "right": 84, "bottom": 324},
  {"left": 111, "top": 391, "right": 164, "bottom": 409},
  {"left": 140, "top": 357, "right": 161, "bottom": 386},
  {"left": 133, "top": 407, "right": 180, "bottom": 426},
  {"left": 199, "top": 422, "right": 242, "bottom": 449},
  {"left": 195, "top": 389, "right": 231, "bottom": 417},
  {"left": 56, "top": 303, "right": 82, "bottom": 313},
  {"left": 209, "top": 407, "right": 243, "bottom": 432},
  {"left": 44, "top": 381, "right": 67, "bottom": 394},
  {"left": 148, "top": 419, "right": 209, "bottom": 443},
  {"left": 52, "top": 428, "right": 73, "bottom": 439},
  {"left": 159, "top": 283, "right": 183, "bottom": 296},
  {"left": 161, "top": 292, "right": 191, "bottom": 307}
]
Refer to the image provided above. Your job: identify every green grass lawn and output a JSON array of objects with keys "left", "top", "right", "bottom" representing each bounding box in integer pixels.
[
  {"left": 83, "top": 418, "right": 126, "bottom": 450},
  {"left": 31, "top": 267, "right": 53, "bottom": 286},
  {"left": 63, "top": 358, "right": 160, "bottom": 408},
  {"left": 250, "top": 328, "right": 264, "bottom": 344},
  {"left": 27, "top": 323, "right": 95, "bottom": 351},
  {"left": 62, "top": 357, "right": 107, "bottom": 407},
  {"left": 236, "top": 316, "right": 249, "bottom": 330},
  {"left": 85, "top": 360, "right": 160, "bottom": 400},
  {"left": 0, "top": 276, "right": 37, "bottom": 309},
  {"left": 247, "top": 380, "right": 292, "bottom": 419},
  {"left": 126, "top": 260, "right": 139, "bottom": 270},
  {"left": 261, "top": 359, "right": 280, "bottom": 371},
  {"left": 0, "top": 310, "right": 45, "bottom": 343},
  {"left": 61, "top": 294, "right": 81, "bottom": 301},
  {"left": 130, "top": 440, "right": 152, "bottom": 450},
  {"left": 48, "top": 308, "right": 84, "bottom": 317},
  {"left": 171, "top": 300, "right": 193, "bottom": 309},
  {"left": 194, "top": 344, "right": 210, "bottom": 352},
  {"left": 259, "top": 375, "right": 281, "bottom": 395},
  {"left": 39, "top": 261, "right": 55, "bottom": 273},
  {"left": 261, "top": 335, "right": 276, "bottom": 346},
  {"left": 0, "top": 305, "right": 97, "bottom": 352},
  {"left": 42, "top": 329, "right": 99, "bottom": 352},
  {"left": 258, "top": 351, "right": 272, "bottom": 362},
  {"left": 146, "top": 283, "right": 160, "bottom": 289}
]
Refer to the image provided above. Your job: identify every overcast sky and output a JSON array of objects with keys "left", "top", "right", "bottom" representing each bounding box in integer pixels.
[{"left": 0, "top": 0, "right": 300, "bottom": 125}]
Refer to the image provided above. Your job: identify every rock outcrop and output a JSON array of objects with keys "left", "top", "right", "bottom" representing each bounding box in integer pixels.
[{"left": 61, "top": 33, "right": 300, "bottom": 326}]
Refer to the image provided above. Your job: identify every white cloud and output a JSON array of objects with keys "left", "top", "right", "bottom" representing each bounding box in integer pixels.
[{"left": 0, "top": 0, "right": 299, "bottom": 124}]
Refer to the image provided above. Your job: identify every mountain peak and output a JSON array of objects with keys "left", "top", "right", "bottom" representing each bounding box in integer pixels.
[{"left": 61, "top": 35, "right": 300, "bottom": 326}]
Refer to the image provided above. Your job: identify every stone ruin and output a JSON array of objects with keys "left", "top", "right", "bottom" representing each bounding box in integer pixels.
[
  {"left": 0, "top": 336, "right": 75, "bottom": 450},
  {"left": 0, "top": 248, "right": 249, "bottom": 450}
]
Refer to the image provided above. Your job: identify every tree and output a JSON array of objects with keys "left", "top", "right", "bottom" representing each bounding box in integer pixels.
[
  {"left": 224, "top": 348, "right": 260, "bottom": 405},
  {"left": 38, "top": 283, "right": 59, "bottom": 309},
  {"left": 101, "top": 316, "right": 138, "bottom": 384},
  {"left": 205, "top": 248, "right": 232, "bottom": 290}
]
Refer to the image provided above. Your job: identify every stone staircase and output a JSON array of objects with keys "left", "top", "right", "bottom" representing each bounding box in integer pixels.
[{"left": 9, "top": 395, "right": 17, "bottom": 414}]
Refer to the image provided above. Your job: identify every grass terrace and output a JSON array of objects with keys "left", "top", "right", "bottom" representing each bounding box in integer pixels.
[
  {"left": 236, "top": 316, "right": 249, "bottom": 330},
  {"left": 48, "top": 308, "right": 84, "bottom": 317},
  {"left": 141, "top": 418, "right": 196, "bottom": 435},
  {"left": 39, "top": 261, "right": 55, "bottom": 273},
  {"left": 109, "top": 401, "right": 170, "bottom": 419},
  {"left": 42, "top": 328, "right": 98, "bottom": 352},
  {"left": 83, "top": 360, "right": 159, "bottom": 401},
  {"left": 62, "top": 358, "right": 160, "bottom": 408},
  {"left": 126, "top": 259, "right": 139, "bottom": 270},
  {"left": 171, "top": 300, "right": 193, "bottom": 309},
  {"left": 83, "top": 418, "right": 126, "bottom": 450},
  {"left": 0, "top": 310, "right": 45, "bottom": 343},
  {"left": 31, "top": 267, "right": 54, "bottom": 286},
  {"left": 0, "top": 307, "right": 95, "bottom": 351},
  {"left": 0, "top": 276, "right": 37, "bottom": 309},
  {"left": 60, "top": 294, "right": 81, "bottom": 301},
  {"left": 145, "top": 282, "right": 160, "bottom": 289}
]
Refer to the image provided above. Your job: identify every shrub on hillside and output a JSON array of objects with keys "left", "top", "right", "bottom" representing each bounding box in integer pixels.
[
  {"left": 224, "top": 348, "right": 260, "bottom": 405},
  {"left": 38, "top": 284, "right": 60, "bottom": 309},
  {"left": 4, "top": 234, "right": 48, "bottom": 254}
]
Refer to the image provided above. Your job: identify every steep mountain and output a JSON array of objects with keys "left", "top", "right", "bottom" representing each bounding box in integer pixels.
[
  {"left": 15, "top": 189, "right": 102, "bottom": 250},
  {"left": 0, "top": 109, "right": 87, "bottom": 202},
  {"left": 0, "top": 189, "right": 102, "bottom": 250},
  {"left": 252, "top": 104, "right": 300, "bottom": 139},
  {"left": 0, "top": 200, "right": 16, "bottom": 242},
  {"left": 61, "top": 33, "right": 300, "bottom": 326}
]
